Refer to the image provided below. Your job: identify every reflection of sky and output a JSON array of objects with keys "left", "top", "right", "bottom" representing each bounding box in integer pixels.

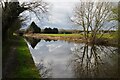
[
  {"left": 27, "top": 40, "right": 76, "bottom": 78},
  {"left": 26, "top": 39, "right": 117, "bottom": 78}
]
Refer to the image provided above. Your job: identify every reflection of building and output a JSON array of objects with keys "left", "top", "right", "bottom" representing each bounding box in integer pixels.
[
  {"left": 25, "top": 37, "right": 41, "bottom": 48},
  {"left": 44, "top": 39, "right": 51, "bottom": 42}
]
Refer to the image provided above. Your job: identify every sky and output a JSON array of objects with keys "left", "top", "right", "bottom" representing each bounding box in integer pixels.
[
  {"left": 19, "top": 0, "right": 119, "bottom": 30},
  {"left": 20, "top": 0, "right": 81, "bottom": 30}
]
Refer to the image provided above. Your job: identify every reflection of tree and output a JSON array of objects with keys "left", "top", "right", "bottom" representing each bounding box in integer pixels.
[
  {"left": 36, "top": 59, "right": 53, "bottom": 78},
  {"left": 70, "top": 44, "right": 118, "bottom": 78},
  {"left": 44, "top": 39, "right": 57, "bottom": 42},
  {"left": 25, "top": 37, "right": 41, "bottom": 49},
  {"left": 44, "top": 39, "right": 52, "bottom": 42}
]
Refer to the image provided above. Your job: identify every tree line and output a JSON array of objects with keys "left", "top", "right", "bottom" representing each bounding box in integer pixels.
[
  {"left": 26, "top": 27, "right": 59, "bottom": 34},
  {"left": 43, "top": 27, "right": 58, "bottom": 34},
  {"left": 24, "top": 22, "right": 59, "bottom": 34}
]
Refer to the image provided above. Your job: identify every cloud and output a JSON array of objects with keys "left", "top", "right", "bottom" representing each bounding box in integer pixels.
[
  {"left": 20, "top": 0, "right": 80, "bottom": 29},
  {"left": 20, "top": 0, "right": 118, "bottom": 30},
  {"left": 37, "top": 1, "right": 80, "bottom": 29},
  {"left": 45, "top": 0, "right": 79, "bottom": 2}
]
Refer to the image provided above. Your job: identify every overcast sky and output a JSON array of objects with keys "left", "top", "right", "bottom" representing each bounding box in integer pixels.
[
  {"left": 20, "top": 0, "right": 81, "bottom": 30},
  {"left": 19, "top": 0, "right": 119, "bottom": 30}
]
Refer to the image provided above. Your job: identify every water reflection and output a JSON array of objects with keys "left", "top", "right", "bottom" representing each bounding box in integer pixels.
[
  {"left": 25, "top": 37, "right": 41, "bottom": 49},
  {"left": 25, "top": 37, "right": 57, "bottom": 49},
  {"left": 25, "top": 37, "right": 118, "bottom": 78},
  {"left": 36, "top": 59, "right": 53, "bottom": 78},
  {"left": 44, "top": 39, "right": 51, "bottom": 42},
  {"left": 70, "top": 44, "right": 118, "bottom": 78}
]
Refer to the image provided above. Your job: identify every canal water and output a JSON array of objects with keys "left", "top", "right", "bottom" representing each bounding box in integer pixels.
[{"left": 25, "top": 37, "right": 118, "bottom": 78}]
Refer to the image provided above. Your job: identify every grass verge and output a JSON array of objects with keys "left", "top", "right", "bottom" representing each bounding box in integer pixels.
[
  {"left": 2, "top": 36, "right": 40, "bottom": 78},
  {"left": 14, "top": 37, "right": 40, "bottom": 78}
]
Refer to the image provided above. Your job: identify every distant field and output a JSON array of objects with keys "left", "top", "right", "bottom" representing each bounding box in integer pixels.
[
  {"left": 24, "top": 32, "right": 118, "bottom": 47},
  {"left": 40, "top": 34, "right": 83, "bottom": 37},
  {"left": 39, "top": 33, "right": 117, "bottom": 39}
]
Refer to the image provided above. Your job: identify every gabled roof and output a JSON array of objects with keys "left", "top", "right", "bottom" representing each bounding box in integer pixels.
[{"left": 28, "top": 22, "right": 39, "bottom": 29}]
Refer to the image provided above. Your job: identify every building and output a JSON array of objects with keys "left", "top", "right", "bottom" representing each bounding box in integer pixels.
[{"left": 26, "top": 22, "right": 41, "bottom": 33}]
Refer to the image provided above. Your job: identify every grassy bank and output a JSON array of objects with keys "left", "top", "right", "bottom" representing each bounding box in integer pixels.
[
  {"left": 25, "top": 33, "right": 117, "bottom": 39},
  {"left": 41, "top": 33, "right": 117, "bottom": 39},
  {"left": 41, "top": 34, "right": 83, "bottom": 37},
  {"left": 15, "top": 37, "right": 40, "bottom": 78},
  {"left": 24, "top": 33, "right": 118, "bottom": 47},
  {"left": 2, "top": 36, "right": 40, "bottom": 78}
]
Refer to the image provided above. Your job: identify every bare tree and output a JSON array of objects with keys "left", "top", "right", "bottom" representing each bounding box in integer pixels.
[
  {"left": 1, "top": 0, "right": 49, "bottom": 21},
  {"left": 1, "top": 0, "right": 49, "bottom": 40},
  {"left": 21, "top": 0, "right": 49, "bottom": 21},
  {"left": 71, "top": 1, "right": 115, "bottom": 43}
]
